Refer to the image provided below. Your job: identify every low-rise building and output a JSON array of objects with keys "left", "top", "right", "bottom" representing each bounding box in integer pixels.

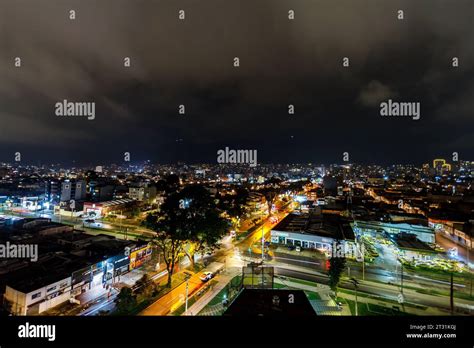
[
  {"left": 83, "top": 199, "right": 135, "bottom": 218},
  {"left": 353, "top": 219, "right": 435, "bottom": 244},
  {"left": 129, "top": 185, "right": 157, "bottom": 202},
  {"left": 1, "top": 219, "right": 152, "bottom": 315},
  {"left": 270, "top": 212, "right": 355, "bottom": 251}
]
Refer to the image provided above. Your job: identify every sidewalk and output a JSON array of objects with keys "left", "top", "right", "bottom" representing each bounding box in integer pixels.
[{"left": 185, "top": 268, "right": 240, "bottom": 316}]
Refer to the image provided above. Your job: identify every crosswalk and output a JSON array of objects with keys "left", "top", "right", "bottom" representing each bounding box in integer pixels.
[{"left": 309, "top": 300, "right": 344, "bottom": 316}]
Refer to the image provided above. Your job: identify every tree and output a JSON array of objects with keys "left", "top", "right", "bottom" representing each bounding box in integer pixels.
[
  {"left": 286, "top": 179, "right": 309, "bottom": 195},
  {"left": 143, "top": 208, "right": 187, "bottom": 288},
  {"left": 143, "top": 184, "right": 228, "bottom": 285},
  {"left": 259, "top": 177, "right": 282, "bottom": 216},
  {"left": 327, "top": 245, "right": 346, "bottom": 298},
  {"left": 115, "top": 287, "right": 137, "bottom": 314},
  {"left": 217, "top": 186, "right": 249, "bottom": 228},
  {"left": 183, "top": 208, "right": 229, "bottom": 269},
  {"left": 175, "top": 185, "right": 229, "bottom": 268},
  {"left": 228, "top": 187, "right": 249, "bottom": 220},
  {"left": 164, "top": 174, "right": 181, "bottom": 194},
  {"left": 134, "top": 274, "right": 156, "bottom": 299}
]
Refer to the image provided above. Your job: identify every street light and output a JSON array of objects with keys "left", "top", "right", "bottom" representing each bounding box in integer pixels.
[
  {"left": 468, "top": 234, "right": 472, "bottom": 297},
  {"left": 184, "top": 273, "right": 191, "bottom": 315},
  {"left": 350, "top": 278, "right": 359, "bottom": 316},
  {"left": 185, "top": 280, "right": 189, "bottom": 314},
  {"left": 400, "top": 261, "right": 404, "bottom": 295},
  {"left": 356, "top": 240, "right": 365, "bottom": 280}
]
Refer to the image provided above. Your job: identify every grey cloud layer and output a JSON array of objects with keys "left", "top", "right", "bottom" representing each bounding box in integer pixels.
[{"left": 0, "top": 0, "right": 473, "bottom": 163}]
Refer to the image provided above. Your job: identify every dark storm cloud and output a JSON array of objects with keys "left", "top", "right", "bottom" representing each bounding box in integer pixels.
[{"left": 0, "top": 0, "right": 473, "bottom": 164}]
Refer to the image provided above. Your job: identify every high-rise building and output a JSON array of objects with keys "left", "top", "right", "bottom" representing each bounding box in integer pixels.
[
  {"left": 433, "top": 158, "right": 446, "bottom": 169},
  {"left": 45, "top": 180, "right": 61, "bottom": 203},
  {"left": 433, "top": 159, "right": 451, "bottom": 175},
  {"left": 60, "top": 180, "right": 86, "bottom": 202}
]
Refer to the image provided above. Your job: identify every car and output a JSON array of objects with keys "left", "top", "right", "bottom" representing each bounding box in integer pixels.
[
  {"left": 295, "top": 246, "right": 302, "bottom": 252},
  {"left": 199, "top": 271, "right": 214, "bottom": 282}
]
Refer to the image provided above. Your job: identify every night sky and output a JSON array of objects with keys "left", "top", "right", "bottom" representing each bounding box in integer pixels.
[{"left": 0, "top": 0, "right": 473, "bottom": 165}]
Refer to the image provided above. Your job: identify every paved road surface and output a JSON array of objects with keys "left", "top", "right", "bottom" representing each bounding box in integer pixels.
[{"left": 140, "top": 272, "right": 203, "bottom": 316}]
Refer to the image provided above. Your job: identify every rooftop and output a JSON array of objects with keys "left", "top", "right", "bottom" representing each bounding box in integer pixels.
[
  {"left": 0, "top": 218, "right": 146, "bottom": 293},
  {"left": 224, "top": 289, "right": 317, "bottom": 317},
  {"left": 393, "top": 233, "right": 436, "bottom": 253},
  {"left": 272, "top": 213, "right": 355, "bottom": 240}
]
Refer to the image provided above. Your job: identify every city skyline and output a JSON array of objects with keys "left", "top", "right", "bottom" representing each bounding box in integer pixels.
[{"left": 1, "top": 158, "right": 472, "bottom": 170}]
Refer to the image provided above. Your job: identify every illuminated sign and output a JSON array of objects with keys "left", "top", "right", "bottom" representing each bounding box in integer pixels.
[{"left": 129, "top": 244, "right": 152, "bottom": 270}]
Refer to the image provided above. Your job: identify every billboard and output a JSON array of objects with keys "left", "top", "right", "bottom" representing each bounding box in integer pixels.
[{"left": 129, "top": 243, "right": 152, "bottom": 270}]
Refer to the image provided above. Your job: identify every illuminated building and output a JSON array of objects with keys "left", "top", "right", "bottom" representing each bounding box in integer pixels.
[
  {"left": 270, "top": 212, "right": 355, "bottom": 250},
  {"left": 433, "top": 159, "right": 452, "bottom": 175},
  {"left": 2, "top": 226, "right": 151, "bottom": 315}
]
